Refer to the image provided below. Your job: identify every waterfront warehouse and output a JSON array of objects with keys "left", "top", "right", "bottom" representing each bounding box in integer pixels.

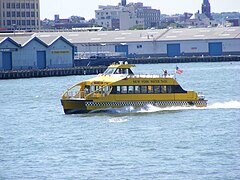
[
  {"left": 34, "top": 27, "right": 240, "bottom": 58},
  {"left": 0, "top": 36, "right": 74, "bottom": 71},
  {"left": 1, "top": 27, "right": 240, "bottom": 71}
]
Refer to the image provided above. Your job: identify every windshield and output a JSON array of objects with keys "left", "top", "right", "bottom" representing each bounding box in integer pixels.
[{"left": 103, "top": 68, "right": 116, "bottom": 75}]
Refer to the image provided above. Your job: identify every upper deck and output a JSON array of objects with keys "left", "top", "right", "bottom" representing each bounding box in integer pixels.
[
  {"left": 103, "top": 62, "right": 135, "bottom": 76},
  {"left": 108, "top": 63, "right": 135, "bottom": 69},
  {"left": 61, "top": 62, "right": 202, "bottom": 101},
  {"left": 86, "top": 61, "right": 176, "bottom": 85}
]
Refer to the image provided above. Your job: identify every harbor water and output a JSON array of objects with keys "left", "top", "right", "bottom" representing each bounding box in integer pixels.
[{"left": 0, "top": 62, "right": 240, "bottom": 179}]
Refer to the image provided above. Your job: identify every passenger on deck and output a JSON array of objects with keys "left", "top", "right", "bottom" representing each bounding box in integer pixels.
[{"left": 163, "top": 70, "right": 168, "bottom": 77}]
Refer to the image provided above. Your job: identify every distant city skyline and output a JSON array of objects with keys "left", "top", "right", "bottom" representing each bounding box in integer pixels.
[{"left": 40, "top": 0, "right": 240, "bottom": 20}]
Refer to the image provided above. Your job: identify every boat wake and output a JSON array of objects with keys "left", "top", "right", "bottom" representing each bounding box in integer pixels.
[
  {"left": 207, "top": 100, "right": 240, "bottom": 109},
  {"left": 90, "top": 100, "right": 240, "bottom": 115}
]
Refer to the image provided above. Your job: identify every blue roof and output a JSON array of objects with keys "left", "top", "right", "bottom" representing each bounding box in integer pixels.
[
  {"left": 48, "top": 36, "right": 75, "bottom": 47},
  {"left": 21, "top": 36, "right": 48, "bottom": 47},
  {"left": 0, "top": 35, "right": 74, "bottom": 48},
  {"left": 0, "top": 37, "right": 21, "bottom": 47}
]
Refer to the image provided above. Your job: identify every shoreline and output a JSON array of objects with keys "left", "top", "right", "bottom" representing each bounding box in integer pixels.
[{"left": 1, "top": 55, "right": 239, "bottom": 79}]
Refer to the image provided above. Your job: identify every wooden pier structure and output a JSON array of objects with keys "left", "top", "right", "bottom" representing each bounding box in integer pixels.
[
  {"left": 0, "top": 66, "right": 107, "bottom": 80},
  {"left": 127, "top": 55, "right": 240, "bottom": 64},
  {"left": 1, "top": 56, "right": 239, "bottom": 79}
]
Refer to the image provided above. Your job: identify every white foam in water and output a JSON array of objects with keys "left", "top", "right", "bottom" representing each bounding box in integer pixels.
[
  {"left": 114, "top": 106, "right": 136, "bottom": 113},
  {"left": 113, "top": 101, "right": 240, "bottom": 114},
  {"left": 108, "top": 117, "right": 129, "bottom": 123},
  {"left": 208, "top": 101, "right": 240, "bottom": 109},
  {"left": 137, "top": 104, "right": 201, "bottom": 113},
  {"left": 137, "top": 104, "right": 164, "bottom": 113}
]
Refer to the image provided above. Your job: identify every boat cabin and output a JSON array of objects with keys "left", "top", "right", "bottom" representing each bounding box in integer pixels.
[{"left": 103, "top": 63, "right": 135, "bottom": 75}]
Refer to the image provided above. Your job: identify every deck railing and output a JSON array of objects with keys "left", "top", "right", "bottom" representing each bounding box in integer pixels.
[
  {"left": 85, "top": 86, "right": 111, "bottom": 98},
  {"left": 63, "top": 90, "right": 85, "bottom": 99},
  {"left": 63, "top": 85, "right": 111, "bottom": 99},
  {"left": 128, "top": 74, "right": 174, "bottom": 78}
]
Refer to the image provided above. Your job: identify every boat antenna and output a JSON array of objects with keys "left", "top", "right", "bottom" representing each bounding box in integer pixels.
[{"left": 174, "top": 65, "right": 177, "bottom": 80}]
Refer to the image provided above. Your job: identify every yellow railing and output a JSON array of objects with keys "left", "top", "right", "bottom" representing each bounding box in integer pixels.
[
  {"left": 62, "top": 85, "right": 111, "bottom": 99},
  {"left": 62, "top": 90, "right": 85, "bottom": 99},
  {"left": 86, "top": 85, "right": 111, "bottom": 99}
]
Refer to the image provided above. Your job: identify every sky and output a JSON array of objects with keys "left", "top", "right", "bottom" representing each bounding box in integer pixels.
[{"left": 40, "top": 0, "right": 240, "bottom": 20}]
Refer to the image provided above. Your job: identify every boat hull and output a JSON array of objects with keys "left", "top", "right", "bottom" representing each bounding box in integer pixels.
[
  {"left": 61, "top": 99, "right": 92, "bottom": 114},
  {"left": 61, "top": 99, "right": 207, "bottom": 114}
]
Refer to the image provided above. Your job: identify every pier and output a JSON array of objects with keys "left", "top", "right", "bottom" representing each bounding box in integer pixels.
[
  {"left": 0, "top": 66, "right": 106, "bottom": 80},
  {"left": 127, "top": 55, "right": 240, "bottom": 64},
  {"left": 0, "top": 56, "right": 240, "bottom": 79}
]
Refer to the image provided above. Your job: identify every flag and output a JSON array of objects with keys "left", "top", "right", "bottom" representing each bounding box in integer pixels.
[{"left": 175, "top": 66, "right": 183, "bottom": 74}]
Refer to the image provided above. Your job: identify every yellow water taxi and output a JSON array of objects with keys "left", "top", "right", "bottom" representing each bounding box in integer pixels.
[{"left": 61, "top": 62, "right": 207, "bottom": 114}]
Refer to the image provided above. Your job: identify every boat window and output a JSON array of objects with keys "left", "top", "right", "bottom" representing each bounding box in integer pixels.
[
  {"left": 121, "top": 86, "right": 128, "bottom": 94},
  {"left": 103, "top": 86, "right": 107, "bottom": 94},
  {"left": 103, "top": 86, "right": 111, "bottom": 95},
  {"left": 111, "top": 85, "right": 187, "bottom": 94},
  {"left": 128, "top": 68, "right": 134, "bottom": 75},
  {"left": 173, "top": 85, "right": 187, "bottom": 93},
  {"left": 96, "top": 86, "right": 100, "bottom": 93},
  {"left": 116, "top": 86, "right": 121, "bottom": 94},
  {"left": 128, "top": 86, "right": 134, "bottom": 94},
  {"left": 84, "top": 86, "right": 90, "bottom": 94},
  {"left": 90, "top": 85, "right": 94, "bottom": 93},
  {"left": 113, "top": 68, "right": 134, "bottom": 75},
  {"left": 135, "top": 86, "right": 140, "bottom": 93},
  {"left": 148, "top": 86, "right": 153, "bottom": 94},
  {"left": 122, "top": 69, "right": 127, "bottom": 74},
  {"left": 161, "top": 86, "right": 167, "bottom": 93},
  {"left": 154, "top": 86, "right": 161, "bottom": 93},
  {"left": 141, "top": 86, "right": 148, "bottom": 94},
  {"left": 105, "top": 86, "right": 110, "bottom": 92},
  {"left": 114, "top": 68, "right": 120, "bottom": 74},
  {"left": 103, "top": 68, "right": 116, "bottom": 75},
  {"left": 167, "top": 86, "right": 172, "bottom": 93},
  {"left": 115, "top": 68, "right": 127, "bottom": 74}
]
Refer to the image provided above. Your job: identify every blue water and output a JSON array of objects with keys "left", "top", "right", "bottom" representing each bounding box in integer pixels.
[{"left": 0, "top": 62, "right": 240, "bottom": 179}]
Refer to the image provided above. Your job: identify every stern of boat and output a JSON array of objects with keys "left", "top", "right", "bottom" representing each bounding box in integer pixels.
[
  {"left": 61, "top": 99, "right": 91, "bottom": 114},
  {"left": 194, "top": 92, "right": 208, "bottom": 107},
  {"left": 61, "top": 82, "right": 90, "bottom": 114}
]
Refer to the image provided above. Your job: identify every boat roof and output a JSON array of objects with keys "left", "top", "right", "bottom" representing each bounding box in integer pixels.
[
  {"left": 108, "top": 63, "right": 135, "bottom": 69},
  {"left": 86, "top": 74, "right": 127, "bottom": 84}
]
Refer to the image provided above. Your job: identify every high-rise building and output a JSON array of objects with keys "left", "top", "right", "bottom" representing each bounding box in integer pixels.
[
  {"left": 54, "top": 14, "right": 60, "bottom": 23},
  {"left": 0, "top": 0, "right": 40, "bottom": 30},
  {"left": 95, "top": 1, "right": 160, "bottom": 30},
  {"left": 202, "top": 0, "right": 211, "bottom": 19},
  {"left": 135, "top": 3, "right": 161, "bottom": 28},
  {"left": 121, "top": 0, "right": 126, "bottom": 6},
  {"left": 95, "top": 5, "right": 144, "bottom": 30}
]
